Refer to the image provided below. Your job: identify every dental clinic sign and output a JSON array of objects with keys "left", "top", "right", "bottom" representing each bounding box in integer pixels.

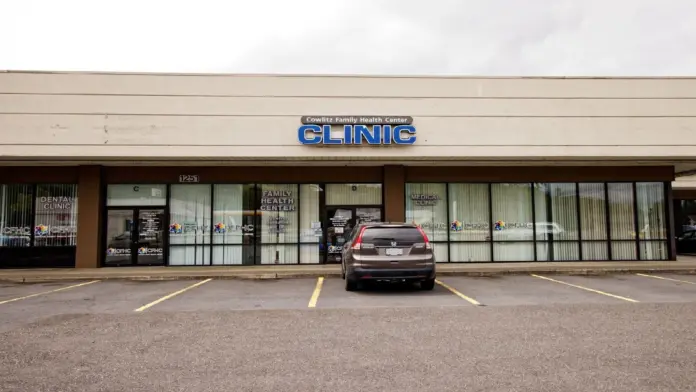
[{"left": 298, "top": 116, "right": 416, "bottom": 145}]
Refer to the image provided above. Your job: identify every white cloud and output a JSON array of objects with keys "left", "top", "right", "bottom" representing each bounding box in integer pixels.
[{"left": 2, "top": 0, "right": 696, "bottom": 75}]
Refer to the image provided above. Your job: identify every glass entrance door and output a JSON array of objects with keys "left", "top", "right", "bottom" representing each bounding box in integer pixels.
[
  {"left": 136, "top": 209, "right": 165, "bottom": 265},
  {"left": 324, "top": 206, "right": 382, "bottom": 263},
  {"left": 104, "top": 208, "right": 165, "bottom": 266},
  {"left": 326, "top": 207, "right": 354, "bottom": 264}
]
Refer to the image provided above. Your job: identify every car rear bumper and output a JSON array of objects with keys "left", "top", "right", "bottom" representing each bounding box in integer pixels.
[{"left": 349, "top": 266, "right": 435, "bottom": 281}]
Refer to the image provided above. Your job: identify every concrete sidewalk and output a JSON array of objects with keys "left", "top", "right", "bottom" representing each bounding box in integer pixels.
[{"left": 1, "top": 257, "right": 696, "bottom": 282}]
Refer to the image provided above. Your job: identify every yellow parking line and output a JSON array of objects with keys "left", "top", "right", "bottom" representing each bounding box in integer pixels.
[
  {"left": 134, "top": 278, "right": 212, "bottom": 312},
  {"left": 0, "top": 280, "right": 100, "bottom": 305},
  {"left": 307, "top": 277, "right": 324, "bottom": 308},
  {"left": 531, "top": 274, "right": 638, "bottom": 303},
  {"left": 636, "top": 273, "right": 696, "bottom": 285},
  {"left": 435, "top": 279, "right": 482, "bottom": 306}
]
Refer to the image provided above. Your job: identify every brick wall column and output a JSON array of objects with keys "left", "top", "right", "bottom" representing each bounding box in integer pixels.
[
  {"left": 75, "top": 166, "right": 102, "bottom": 268},
  {"left": 384, "top": 165, "right": 406, "bottom": 222}
]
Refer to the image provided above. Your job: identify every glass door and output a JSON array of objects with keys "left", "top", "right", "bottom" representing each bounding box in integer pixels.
[
  {"left": 105, "top": 209, "right": 135, "bottom": 266},
  {"left": 325, "top": 207, "right": 355, "bottom": 263},
  {"left": 136, "top": 209, "right": 165, "bottom": 265},
  {"left": 104, "top": 208, "right": 166, "bottom": 266},
  {"left": 356, "top": 207, "right": 381, "bottom": 225},
  {"left": 324, "top": 206, "right": 382, "bottom": 263}
]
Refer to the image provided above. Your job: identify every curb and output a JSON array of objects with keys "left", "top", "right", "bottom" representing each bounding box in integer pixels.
[{"left": 1, "top": 268, "right": 695, "bottom": 283}]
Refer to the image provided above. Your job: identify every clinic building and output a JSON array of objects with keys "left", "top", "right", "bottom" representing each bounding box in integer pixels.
[{"left": 0, "top": 71, "right": 694, "bottom": 268}]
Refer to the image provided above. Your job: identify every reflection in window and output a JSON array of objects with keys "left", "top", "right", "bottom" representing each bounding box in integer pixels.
[
  {"left": 405, "top": 183, "right": 447, "bottom": 242},
  {"left": 678, "top": 199, "right": 696, "bottom": 235},
  {"left": 169, "top": 184, "right": 211, "bottom": 265},
  {"left": 300, "top": 184, "right": 322, "bottom": 244},
  {"left": 608, "top": 183, "right": 637, "bottom": 260},
  {"left": 406, "top": 181, "right": 670, "bottom": 262},
  {"left": 579, "top": 183, "right": 608, "bottom": 260},
  {"left": 533, "top": 183, "right": 578, "bottom": 241},
  {"left": 636, "top": 182, "right": 666, "bottom": 240},
  {"left": 491, "top": 183, "right": 534, "bottom": 261},
  {"left": 448, "top": 184, "right": 490, "bottom": 242},
  {"left": 34, "top": 184, "right": 78, "bottom": 247},
  {"left": 299, "top": 184, "right": 322, "bottom": 264},
  {"left": 257, "top": 184, "right": 298, "bottom": 264},
  {"left": 212, "top": 184, "right": 255, "bottom": 265},
  {"left": 491, "top": 184, "right": 533, "bottom": 241},
  {"left": 0, "top": 185, "right": 33, "bottom": 248},
  {"left": 534, "top": 183, "right": 579, "bottom": 261},
  {"left": 636, "top": 182, "right": 668, "bottom": 260},
  {"left": 106, "top": 184, "right": 166, "bottom": 206},
  {"left": 608, "top": 183, "right": 636, "bottom": 240}
]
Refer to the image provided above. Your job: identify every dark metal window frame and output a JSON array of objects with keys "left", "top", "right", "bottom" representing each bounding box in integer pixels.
[
  {"left": 129, "top": 181, "right": 384, "bottom": 266},
  {"left": 403, "top": 181, "right": 673, "bottom": 263},
  {"left": 0, "top": 183, "right": 79, "bottom": 250}
]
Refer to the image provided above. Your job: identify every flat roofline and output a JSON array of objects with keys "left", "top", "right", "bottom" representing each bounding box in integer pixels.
[{"left": 2, "top": 69, "right": 696, "bottom": 80}]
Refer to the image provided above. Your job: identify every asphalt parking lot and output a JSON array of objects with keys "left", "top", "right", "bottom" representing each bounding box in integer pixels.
[
  {"left": 2, "top": 273, "right": 696, "bottom": 391},
  {"left": 2, "top": 272, "right": 696, "bottom": 322}
]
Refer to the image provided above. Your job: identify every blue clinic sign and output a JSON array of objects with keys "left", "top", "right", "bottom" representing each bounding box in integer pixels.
[{"left": 298, "top": 115, "right": 416, "bottom": 145}]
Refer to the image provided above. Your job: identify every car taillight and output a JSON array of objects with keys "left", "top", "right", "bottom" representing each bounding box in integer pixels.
[
  {"left": 351, "top": 226, "right": 368, "bottom": 250},
  {"left": 416, "top": 226, "right": 432, "bottom": 249}
]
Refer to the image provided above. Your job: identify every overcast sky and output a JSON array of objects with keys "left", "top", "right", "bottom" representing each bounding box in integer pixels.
[{"left": 2, "top": 0, "right": 696, "bottom": 75}]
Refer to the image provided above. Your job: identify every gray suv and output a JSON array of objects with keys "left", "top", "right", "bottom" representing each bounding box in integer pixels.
[{"left": 341, "top": 222, "right": 436, "bottom": 291}]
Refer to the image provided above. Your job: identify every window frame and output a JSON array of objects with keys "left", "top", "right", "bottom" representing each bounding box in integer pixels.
[{"left": 404, "top": 181, "right": 672, "bottom": 263}]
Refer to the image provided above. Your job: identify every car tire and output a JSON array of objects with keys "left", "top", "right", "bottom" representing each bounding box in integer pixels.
[
  {"left": 421, "top": 278, "right": 435, "bottom": 291},
  {"left": 345, "top": 277, "right": 358, "bottom": 291}
]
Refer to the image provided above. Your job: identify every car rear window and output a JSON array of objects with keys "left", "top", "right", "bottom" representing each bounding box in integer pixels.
[{"left": 361, "top": 227, "right": 425, "bottom": 242}]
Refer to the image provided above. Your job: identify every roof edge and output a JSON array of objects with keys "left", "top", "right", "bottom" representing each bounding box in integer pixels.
[{"left": 2, "top": 69, "right": 696, "bottom": 80}]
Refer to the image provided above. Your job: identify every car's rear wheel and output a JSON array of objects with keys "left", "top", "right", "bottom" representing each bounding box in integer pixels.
[
  {"left": 421, "top": 278, "right": 435, "bottom": 290},
  {"left": 345, "top": 277, "right": 358, "bottom": 291}
]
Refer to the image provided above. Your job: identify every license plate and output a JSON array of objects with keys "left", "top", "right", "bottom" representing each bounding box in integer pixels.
[{"left": 385, "top": 248, "right": 403, "bottom": 256}]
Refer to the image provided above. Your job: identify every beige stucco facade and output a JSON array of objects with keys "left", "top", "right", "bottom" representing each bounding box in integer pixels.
[
  {"left": 0, "top": 71, "right": 695, "bottom": 168},
  {"left": 0, "top": 71, "right": 693, "bottom": 268}
]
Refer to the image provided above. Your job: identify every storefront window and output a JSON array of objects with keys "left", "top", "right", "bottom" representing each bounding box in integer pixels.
[
  {"left": 299, "top": 184, "right": 322, "bottom": 264},
  {"left": 257, "top": 184, "right": 298, "bottom": 264},
  {"left": 491, "top": 183, "right": 534, "bottom": 261},
  {"left": 34, "top": 184, "right": 78, "bottom": 247},
  {"left": 405, "top": 183, "right": 447, "bottom": 241},
  {"left": 448, "top": 183, "right": 490, "bottom": 262},
  {"left": 107, "top": 184, "right": 166, "bottom": 206},
  {"left": 406, "top": 180, "right": 670, "bottom": 263},
  {"left": 448, "top": 184, "right": 489, "bottom": 242},
  {"left": 325, "top": 184, "right": 382, "bottom": 205},
  {"left": 677, "top": 199, "right": 696, "bottom": 235},
  {"left": 0, "top": 185, "right": 32, "bottom": 248},
  {"left": 636, "top": 182, "right": 668, "bottom": 260},
  {"left": 449, "top": 243, "right": 490, "bottom": 263},
  {"left": 406, "top": 183, "right": 448, "bottom": 262},
  {"left": 212, "top": 184, "right": 255, "bottom": 265},
  {"left": 608, "top": 183, "right": 637, "bottom": 260},
  {"left": 169, "top": 184, "right": 211, "bottom": 265},
  {"left": 534, "top": 183, "right": 579, "bottom": 261},
  {"left": 579, "top": 183, "right": 608, "bottom": 260}
]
